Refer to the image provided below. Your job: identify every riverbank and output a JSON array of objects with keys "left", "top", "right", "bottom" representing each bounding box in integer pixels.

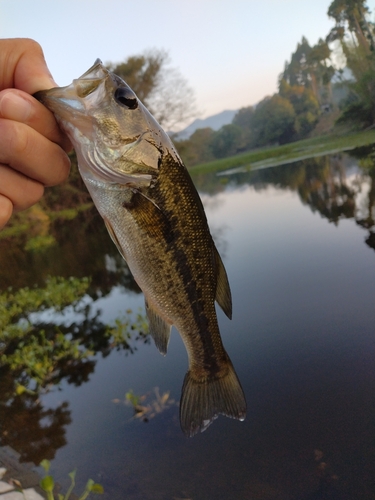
[{"left": 189, "top": 129, "right": 375, "bottom": 175}]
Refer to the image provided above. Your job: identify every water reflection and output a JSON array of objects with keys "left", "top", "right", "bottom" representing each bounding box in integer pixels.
[
  {"left": 1, "top": 148, "right": 375, "bottom": 498},
  {"left": 0, "top": 276, "right": 149, "bottom": 464},
  {"left": 0, "top": 369, "right": 71, "bottom": 463},
  {"left": 193, "top": 147, "right": 375, "bottom": 256},
  {"left": 0, "top": 210, "right": 140, "bottom": 292}
]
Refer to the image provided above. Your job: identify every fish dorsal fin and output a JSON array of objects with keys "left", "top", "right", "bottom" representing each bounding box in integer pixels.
[
  {"left": 103, "top": 217, "right": 127, "bottom": 261},
  {"left": 145, "top": 299, "right": 172, "bottom": 355},
  {"left": 214, "top": 247, "right": 232, "bottom": 320}
]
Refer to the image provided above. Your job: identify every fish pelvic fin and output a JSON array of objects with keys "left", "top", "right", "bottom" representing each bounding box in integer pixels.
[
  {"left": 214, "top": 247, "right": 232, "bottom": 319},
  {"left": 103, "top": 217, "right": 127, "bottom": 261},
  {"left": 145, "top": 299, "right": 172, "bottom": 355},
  {"left": 179, "top": 357, "right": 246, "bottom": 437}
]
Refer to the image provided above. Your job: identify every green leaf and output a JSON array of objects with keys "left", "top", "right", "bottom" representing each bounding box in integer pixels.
[
  {"left": 91, "top": 483, "right": 104, "bottom": 494},
  {"left": 40, "top": 475, "right": 54, "bottom": 492},
  {"left": 68, "top": 469, "right": 77, "bottom": 481},
  {"left": 39, "top": 459, "right": 51, "bottom": 473},
  {"left": 84, "top": 479, "right": 95, "bottom": 491},
  {"left": 15, "top": 384, "right": 26, "bottom": 395}
]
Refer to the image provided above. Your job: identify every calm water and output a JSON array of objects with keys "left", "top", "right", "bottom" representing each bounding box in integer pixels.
[{"left": 1, "top": 151, "right": 375, "bottom": 499}]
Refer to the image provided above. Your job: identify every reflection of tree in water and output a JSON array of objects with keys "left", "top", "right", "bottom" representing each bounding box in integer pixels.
[
  {"left": 350, "top": 144, "right": 375, "bottom": 252},
  {"left": 239, "top": 155, "right": 357, "bottom": 224},
  {"left": 0, "top": 209, "right": 140, "bottom": 294},
  {"left": 211, "top": 149, "right": 375, "bottom": 253},
  {"left": 193, "top": 152, "right": 375, "bottom": 257},
  {"left": 0, "top": 277, "right": 149, "bottom": 465},
  {"left": 297, "top": 155, "right": 356, "bottom": 224},
  {"left": 0, "top": 369, "right": 71, "bottom": 464}
]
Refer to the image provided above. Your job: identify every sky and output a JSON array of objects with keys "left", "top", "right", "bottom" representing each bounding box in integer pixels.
[{"left": 1, "top": 0, "right": 336, "bottom": 126}]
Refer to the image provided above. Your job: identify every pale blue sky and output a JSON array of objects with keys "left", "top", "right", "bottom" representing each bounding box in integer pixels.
[{"left": 1, "top": 0, "right": 337, "bottom": 123}]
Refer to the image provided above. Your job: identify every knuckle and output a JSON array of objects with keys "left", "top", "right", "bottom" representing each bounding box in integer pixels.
[{"left": 0, "top": 118, "right": 28, "bottom": 157}]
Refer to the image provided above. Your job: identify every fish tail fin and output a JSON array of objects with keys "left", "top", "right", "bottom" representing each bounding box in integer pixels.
[{"left": 179, "top": 358, "right": 246, "bottom": 437}]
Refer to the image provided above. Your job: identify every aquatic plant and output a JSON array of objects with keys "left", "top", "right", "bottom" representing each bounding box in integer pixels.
[
  {"left": 113, "top": 386, "right": 178, "bottom": 423},
  {"left": 39, "top": 459, "right": 104, "bottom": 499}
]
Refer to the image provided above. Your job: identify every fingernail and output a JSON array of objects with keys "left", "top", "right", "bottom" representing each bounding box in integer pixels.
[{"left": 0, "top": 92, "right": 33, "bottom": 122}]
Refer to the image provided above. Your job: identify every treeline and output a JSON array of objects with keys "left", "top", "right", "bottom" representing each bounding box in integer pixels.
[{"left": 175, "top": 0, "right": 375, "bottom": 167}]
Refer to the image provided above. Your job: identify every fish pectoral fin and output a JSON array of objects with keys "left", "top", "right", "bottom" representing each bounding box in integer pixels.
[
  {"left": 214, "top": 247, "right": 232, "bottom": 320},
  {"left": 103, "top": 217, "right": 127, "bottom": 261},
  {"left": 179, "top": 356, "right": 247, "bottom": 437},
  {"left": 145, "top": 300, "right": 172, "bottom": 356}
]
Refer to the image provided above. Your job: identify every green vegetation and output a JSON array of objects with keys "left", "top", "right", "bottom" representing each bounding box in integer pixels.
[
  {"left": 0, "top": 276, "right": 91, "bottom": 393},
  {"left": 39, "top": 459, "right": 103, "bottom": 500},
  {"left": 121, "top": 387, "right": 178, "bottom": 423},
  {"left": 189, "top": 129, "right": 375, "bottom": 175},
  {"left": 328, "top": 0, "right": 375, "bottom": 127},
  {"left": 0, "top": 276, "right": 149, "bottom": 396}
]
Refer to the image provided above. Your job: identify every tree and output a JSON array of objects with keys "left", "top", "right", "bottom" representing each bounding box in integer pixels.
[
  {"left": 327, "top": 0, "right": 375, "bottom": 126},
  {"left": 279, "top": 80, "right": 320, "bottom": 137},
  {"left": 251, "top": 95, "right": 296, "bottom": 146},
  {"left": 232, "top": 106, "right": 255, "bottom": 129},
  {"left": 175, "top": 128, "right": 216, "bottom": 166},
  {"left": 108, "top": 49, "right": 197, "bottom": 131},
  {"left": 282, "top": 37, "right": 313, "bottom": 88},
  {"left": 232, "top": 106, "right": 255, "bottom": 150},
  {"left": 306, "top": 39, "right": 335, "bottom": 105},
  {"left": 327, "top": 0, "right": 373, "bottom": 50},
  {"left": 282, "top": 37, "right": 335, "bottom": 106},
  {"left": 210, "top": 124, "right": 244, "bottom": 159}
]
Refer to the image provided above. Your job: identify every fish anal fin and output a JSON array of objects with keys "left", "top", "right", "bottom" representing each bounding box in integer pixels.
[
  {"left": 179, "top": 356, "right": 246, "bottom": 437},
  {"left": 103, "top": 217, "right": 127, "bottom": 261},
  {"left": 214, "top": 248, "right": 232, "bottom": 319},
  {"left": 145, "top": 299, "right": 172, "bottom": 355}
]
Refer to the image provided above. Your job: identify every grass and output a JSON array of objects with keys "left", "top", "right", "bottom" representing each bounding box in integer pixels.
[{"left": 188, "top": 129, "right": 375, "bottom": 175}]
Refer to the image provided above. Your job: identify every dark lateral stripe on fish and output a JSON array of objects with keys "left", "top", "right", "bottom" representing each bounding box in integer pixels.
[
  {"left": 157, "top": 156, "right": 226, "bottom": 374},
  {"left": 160, "top": 240, "right": 222, "bottom": 375},
  {"left": 171, "top": 246, "right": 222, "bottom": 370}
]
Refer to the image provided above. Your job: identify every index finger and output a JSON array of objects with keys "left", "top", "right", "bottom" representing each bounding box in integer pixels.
[
  {"left": 0, "top": 38, "right": 56, "bottom": 94},
  {"left": 0, "top": 88, "right": 71, "bottom": 153}
]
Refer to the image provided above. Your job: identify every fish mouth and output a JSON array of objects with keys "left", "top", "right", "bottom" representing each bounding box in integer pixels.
[{"left": 34, "top": 59, "right": 108, "bottom": 117}]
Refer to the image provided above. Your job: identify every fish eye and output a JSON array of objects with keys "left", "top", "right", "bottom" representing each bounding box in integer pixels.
[{"left": 114, "top": 87, "right": 138, "bottom": 110}]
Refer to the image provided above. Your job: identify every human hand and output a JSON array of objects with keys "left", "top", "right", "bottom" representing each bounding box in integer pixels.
[{"left": 0, "top": 38, "right": 71, "bottom": 229}]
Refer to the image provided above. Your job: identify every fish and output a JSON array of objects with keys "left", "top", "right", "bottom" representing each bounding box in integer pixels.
[{"left": 34, "top": 60, "right": 246, "bottom": 436}]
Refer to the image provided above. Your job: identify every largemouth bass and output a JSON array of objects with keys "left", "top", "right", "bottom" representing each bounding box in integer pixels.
[{"left": 34, "top": 60, "right": 246, "bottom": 436}]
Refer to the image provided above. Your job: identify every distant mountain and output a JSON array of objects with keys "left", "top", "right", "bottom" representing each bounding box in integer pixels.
[{"left": 174, "top": 109, "right": 238, "bottom": 140}]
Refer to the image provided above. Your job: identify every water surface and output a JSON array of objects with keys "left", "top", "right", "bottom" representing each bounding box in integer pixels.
[{"left": 1, "top": 151, "right": 375, "bottom": 499}]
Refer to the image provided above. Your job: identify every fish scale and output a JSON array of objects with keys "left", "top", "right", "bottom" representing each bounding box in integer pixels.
[{"left": 34, "top": 59, "right": 246, "bottom": 436}]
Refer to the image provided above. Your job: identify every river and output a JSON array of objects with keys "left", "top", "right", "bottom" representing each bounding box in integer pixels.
[{"left": 1, "top": 148, "right": 375, "bottom": 499}]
